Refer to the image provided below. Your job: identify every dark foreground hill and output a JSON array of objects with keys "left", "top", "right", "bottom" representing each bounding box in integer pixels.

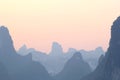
[
  {"left": 0, "top": 26, "right": 53, "bottom": 80},
  {"left": 82, "top": 16, "right": 120, "bottom": 80},
  {"left": 55, "top": 52, "right": 91, "bottom": 80}
]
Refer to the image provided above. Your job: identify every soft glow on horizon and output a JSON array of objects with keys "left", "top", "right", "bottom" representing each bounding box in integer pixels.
[{"left": 0, "top": 0, "right": 120, "bottom": 52}]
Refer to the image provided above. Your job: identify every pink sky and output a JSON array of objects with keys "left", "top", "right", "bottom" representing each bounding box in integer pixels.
[{"left": 0, "top": 0, "right": 120, "bottom": 52}]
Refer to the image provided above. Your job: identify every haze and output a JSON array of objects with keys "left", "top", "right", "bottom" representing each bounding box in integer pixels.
[{"left": 0, "top": 0, "right": 120, "bottom": 52}]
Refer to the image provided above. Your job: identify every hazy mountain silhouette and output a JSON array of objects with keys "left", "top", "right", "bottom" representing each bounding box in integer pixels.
[
  {"left": 55, "top": 52, "right": 91, "bottom": 80},
  {"left": 18, "top": 42, "right": 104, "bottom": 75},
  {"left": 45, "top": 42, "right": 76, "bottom": 75},
  {"left": 82, "top": 16, "right": 120, "bottom": 80},
  {"left": 18, "top": 44, "right": 35, "bottom": 56},
  {"left": 0, "top": 26, "right": 53, "bottom": 80},
  {"left": 18, "top": 42, "right": 76, "bottom": 75},
  {"left": 80, "top": 47, "right": 105, "bottom": 70},
  {"left": 50, "top": 42, "right": 64, "bottom": 56}
]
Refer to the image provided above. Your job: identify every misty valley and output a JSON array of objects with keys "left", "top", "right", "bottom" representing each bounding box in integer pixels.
[{"left": 0, "top": 16, "right": 120, "bottom": 80}]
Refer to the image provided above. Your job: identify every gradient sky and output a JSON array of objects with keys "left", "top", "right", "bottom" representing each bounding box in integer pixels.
[{"left": 0, "top": 0, "right": 120, "bottom": 52}]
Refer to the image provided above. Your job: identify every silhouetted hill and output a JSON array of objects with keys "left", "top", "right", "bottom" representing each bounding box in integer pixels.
[
  {"left": 0, "top": 26, "right": 53, "bottom": 80},
  {"left": 55, "top": 52, "right": 91, "bottom": 80},
  {"left": 82, "top": 16, "right": 120, "bottom": 80}
]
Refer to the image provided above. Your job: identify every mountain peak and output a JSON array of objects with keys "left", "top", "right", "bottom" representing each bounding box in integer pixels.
[
  {"left": 20, "top": 44, "right": 27, "bottom": 50},
  {"left": 52, "top": 42, "right": 62, "bottom": 49},
  {"left": 50, "top": 42, "right": 63, "bottom": 55},
  {"left": 95, "top": 47, "right": 103, "bottom": 51},
  {"left": 0, "top": 26, "right": 8, "bottom": 30},
  {"left": 0, "top": 26, "right": 10, "bottom": 37},
  {"left": 95, "top": 47, "right": 104, "bottom": 54},
  {"left": 18, "top": 44, "right": 28, "bottom": 56},
  {"left": 0, "top": 26, "right": 14, "bottom": 49},
  {"left": 56, "top": 51, "right": 91, "bottom": 80}
]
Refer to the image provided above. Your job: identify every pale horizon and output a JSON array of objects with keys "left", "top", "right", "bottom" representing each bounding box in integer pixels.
[{"left": 0, "top": 0, "right": 120, "bottom": 52}]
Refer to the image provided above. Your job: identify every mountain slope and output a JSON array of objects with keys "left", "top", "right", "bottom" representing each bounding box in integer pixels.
[
  {"left": 0, "top": 26, "right": 53, "bottom": 80},
  {"left": 82, "top": 16, "right": 120, "bottom": 80},
  {"left": 55, "top": 52, "right": 91, "bottom": 80}
]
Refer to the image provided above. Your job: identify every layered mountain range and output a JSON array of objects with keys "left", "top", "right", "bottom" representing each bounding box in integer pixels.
[
  {"left": 18, "top": 42, "right": 104, "bottom": 75},
  {"left": 0, "top": 16, "right": 119, "bottom": 80},
  {"left": 18, "top": 42, "right": 76, "bottom": 75}
]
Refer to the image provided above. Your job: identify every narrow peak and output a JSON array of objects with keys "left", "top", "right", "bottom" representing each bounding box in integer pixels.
[
  {"left": 95, "top": 47, "right": 104, "bottom": 52},
  {"left": 49, "top": 42, "right": 64, "bottom": 55},
  {"left": 51, "top": 42, "right": 63, "bottom": 51},
  {"left": 52, "top": 42, "right": 62, "bottom": 48},
  {"left": 52, "top": 42, "right": 60, "bottom": 45}
]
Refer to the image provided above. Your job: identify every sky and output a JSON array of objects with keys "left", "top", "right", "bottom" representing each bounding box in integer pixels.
[{"left": 0, "top": 0, "right": 120, "bottom": 53}]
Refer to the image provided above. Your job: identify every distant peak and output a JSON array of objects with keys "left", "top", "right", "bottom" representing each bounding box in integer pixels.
[
  {"left": 19, "top": 44, "right": 27, "bottom": 51},
  {"left": 95, "top": 47, "right": 103, "bottom": 51},
  {"left": 52, "top": 42, "right": 62, "bottom": 49},
  {"left": 50, "top": 42, "right": 63, "bottom": 54},
  {"left": 52, "top": 42, "right": 60, "bottom": 45},
  {"left": 51, "top": 42, "right": 59, "bottom": 48},
  {"left": 68, "top": 48, "right": 77, "bottom": 53},
  {"left": 68, "top": 48, "right": 77, "bottom": 51}
]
